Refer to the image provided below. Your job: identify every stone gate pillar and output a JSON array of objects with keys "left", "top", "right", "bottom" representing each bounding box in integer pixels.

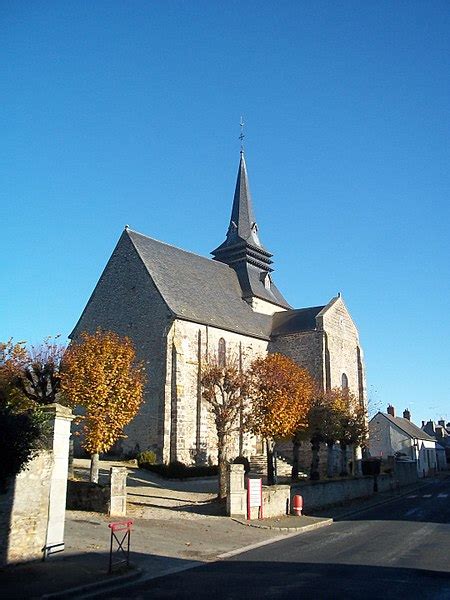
[
  {"left": 42, "top": 403, "right": 74, "bottom": 558},
  {"left": 226, "top": 464, "right": 246, "bottom": 518}
]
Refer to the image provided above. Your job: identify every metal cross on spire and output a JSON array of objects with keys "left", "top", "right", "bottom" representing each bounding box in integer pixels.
[{"left": 239, "top": 116, "right": 245, "bottom": 153}]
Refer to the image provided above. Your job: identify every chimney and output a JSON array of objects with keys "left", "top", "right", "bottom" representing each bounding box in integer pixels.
[
  {"left": 438, "top": 419, "right": 445, "bottom": 427},
  {"left": 387, "top": 404, "right": 395, "bottom": 417},
  {"left": 422, "top": 421, "right": 426, "bottom": 427},
  {"left": 403, "top": 409, "right": 411, "bottom": 421}
]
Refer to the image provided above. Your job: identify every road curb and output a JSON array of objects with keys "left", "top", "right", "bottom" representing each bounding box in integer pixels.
[
  {"left": 231, "top": 516, "right": 333, "bottom": 532},
  {"left": 41, "top": 565, "right": 143, "bottom": 600},
  {"left": 219, "top": 518, "right": 333, "bottom": 559}
]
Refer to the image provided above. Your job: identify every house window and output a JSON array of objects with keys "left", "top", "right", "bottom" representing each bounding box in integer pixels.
[
  {"left": 218, "top": 338, "right": 226, "bottom": 368},
  {"left": 342, "top": 373, "right": 348, "bottom": 389}
]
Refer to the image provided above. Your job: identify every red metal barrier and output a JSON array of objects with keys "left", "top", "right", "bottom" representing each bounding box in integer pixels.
[{"left": 108, "top": 520, "right": 133, "bottom": 573}]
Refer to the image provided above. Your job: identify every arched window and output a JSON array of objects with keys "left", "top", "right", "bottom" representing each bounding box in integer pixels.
[
  {"left": 341, "top": 373, "right": 348, "bottom": 389},
  {"left": 218, "top": 338, "right": 226, "bottom": 368}
]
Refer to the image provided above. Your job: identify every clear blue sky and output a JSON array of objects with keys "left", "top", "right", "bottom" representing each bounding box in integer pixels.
[{"left": 1, "top": 1, "right": 449, "bottom": 425}]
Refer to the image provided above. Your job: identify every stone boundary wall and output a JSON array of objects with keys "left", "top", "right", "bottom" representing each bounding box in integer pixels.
[
  {"left": 228, "top": 461, "right": 419, "bottom": 519},
  {"left": 0, "top": 451, "right": 54, "bottom": 565},
  {"left": 291, "top": 464, "right": 418, "bottom": 513},
  {"left": 291, "top": 476, "right": 380, "bottom": 513},
  {"left": 66, "top": 480, "right": 110, "bottom": 513},
  {"left": 247, "top": 485, "right": 290, "bottom": 520},
  {"left": 67, "top": 467, "right": 128, "bottom": 516},
  {"left": 261, "top": 485, "right": 290, "bottom": 519}
]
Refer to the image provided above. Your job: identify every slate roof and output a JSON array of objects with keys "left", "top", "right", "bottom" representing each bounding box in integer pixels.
[
  {"left": 271, "top": 306, "right": 325, "bottom": 336},
  {"left": 379, "top": 413, "right": 436, "bottom": 442},
  {"left": 127, "top": 228, "right": 273, "bottom": 339}
]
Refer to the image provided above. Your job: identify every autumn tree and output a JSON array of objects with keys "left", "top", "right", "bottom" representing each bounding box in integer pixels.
[
  {"left": 249, "top": 353, "right": 315, "bottom": 485},
  {"left": 61, "top": 330, "right": 145, "bottom": 483},
  {"left": 304, "top": 394, "right": 328, "bottom": 481},
  {"left": 1, "top": 336, "right": 65, "bottom": 410},
  {"left": 305, "top": 388, "right": 351, "bottom": 480},
  {"left": 0, "top": 339, "right": 28, "bottom": 408},
  {"left": 335, "top": 394, "right": 368, "bottom": 476},
  {"left": 201, "top": 354, "right": 250, "bottom": 500}
]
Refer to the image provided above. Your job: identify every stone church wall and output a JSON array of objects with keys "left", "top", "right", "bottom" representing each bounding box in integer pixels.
[
  {"left": 269, "top": 330, "right": 325, "bottom": 389},
  {"left": 70, "top": 233, "right": 172, "bottom": 458},
  {"left": 165, "top": 319, "right": 268, "bottom": 465},
  {"left": 318, "top": 297, "right": 366, "bottom": 405},
  {"left": 269, "top": 298, "right": 366, "bottom": 407}
]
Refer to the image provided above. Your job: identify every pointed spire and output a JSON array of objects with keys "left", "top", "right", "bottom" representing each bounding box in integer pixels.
[
  {"left": 211, "top": 151, "right": 291, "bottom": 310},
  {"left": 228, "top": 152, "right": 266, "bottom": 250},
  {"left": 212, "top": 153, "right": 272, "bottom": 270}
]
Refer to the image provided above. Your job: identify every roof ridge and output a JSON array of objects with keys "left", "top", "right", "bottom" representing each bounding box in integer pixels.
[
  {"left": 381, "top": 412, "right": 435, "bottom": 441},
  {"left": 126, "top": 228, "right": 232, "bottom": 271}
]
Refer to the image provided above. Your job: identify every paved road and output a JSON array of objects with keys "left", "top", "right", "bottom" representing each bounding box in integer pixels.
[{"left": 97, "top": 477, "right": 450, "bottom": 600}]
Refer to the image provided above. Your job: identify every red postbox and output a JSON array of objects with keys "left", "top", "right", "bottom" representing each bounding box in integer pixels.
[{"left": 293, "top": 494, "right": 303, "bottom": 516}]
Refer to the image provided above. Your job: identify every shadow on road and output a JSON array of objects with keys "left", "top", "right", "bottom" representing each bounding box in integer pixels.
[{"left": 102, "top": 559, "right": 450, "bottom": 600}]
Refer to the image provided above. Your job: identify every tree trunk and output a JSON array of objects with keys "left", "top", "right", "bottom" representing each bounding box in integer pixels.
[
  {"left": 326, "top": 441, "right": 335, "bottom": 478},
  {"left": 340, "top": 443, "right": 348, "bottom": 476},
  {"left": 310, "top": 436, "right": 320, "bottom": 481},
  {"left": 90, "top": 453, "right": 99, "bottom": 483},
  {"left": 217, "top": 435, "right": 227, "bottom": 500},
  {"left": 266, "top": 438, "right": 276, "bottom": 486},
  {"left": 291, "top": 434, "right": 301, "bottom": 482}
]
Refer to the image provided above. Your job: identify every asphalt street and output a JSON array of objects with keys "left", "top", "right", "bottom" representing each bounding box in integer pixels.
[{"left": 93, "top": 476, "right": 450, "bottom": 600}]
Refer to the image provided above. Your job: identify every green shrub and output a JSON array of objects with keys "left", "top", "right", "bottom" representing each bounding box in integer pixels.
[
  {"left": 362, "top": 457, "right": 381, "bottom": 476},
  {"left": 136, "top": 450, "right": 157, "bottom": 467},
  {"left": 140, "top": 461, "right": 218, "bottom": 479},
  {"left": 0, "top": 405, "right": 49, "bottom": 492},
  {"left": 232, "top": 456, "right": 250, "bottom": 474}
]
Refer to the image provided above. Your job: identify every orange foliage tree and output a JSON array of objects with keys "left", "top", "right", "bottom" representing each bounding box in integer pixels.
[
  {"left": 248, "top": 353, "right": 315, "bottom": 485},
  {"left": 201, "top": 354, "right": 250, "bottom": 500},
  {"left": 61, "top": 330, "right": 145, "bottom": 482}
]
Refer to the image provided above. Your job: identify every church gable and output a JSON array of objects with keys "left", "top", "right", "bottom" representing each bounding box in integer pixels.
[
  {"left": 316, "top": 295, "right": 359, "bottom": 338},
  {"left": 70, "top": 229, "right": 171, "bottom": 340},
  {"left": 318, "top": 295, "right": 366, "bottom": 405}
]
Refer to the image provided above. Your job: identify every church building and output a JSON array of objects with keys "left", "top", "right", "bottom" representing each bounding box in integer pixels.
[{"left": 70, "top": 152, "right": 367, "bottom": 464}]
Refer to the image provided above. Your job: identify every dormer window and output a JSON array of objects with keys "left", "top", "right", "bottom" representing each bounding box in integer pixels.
[{"left": 260, "top": 271, "right": 271, "bottom": 290}]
